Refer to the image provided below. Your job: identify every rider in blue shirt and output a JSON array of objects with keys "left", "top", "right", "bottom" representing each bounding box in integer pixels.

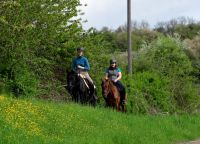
[
  {"left": 72, "top": 47, "right": 94, "bottom": 86},
  {"left": 105, "top": 59, "right": 126, "bottom": 105}
]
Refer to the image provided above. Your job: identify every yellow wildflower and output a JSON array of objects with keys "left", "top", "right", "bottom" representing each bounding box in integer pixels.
[{"left": 0, "top": 95, "right": 5, "bottom": 102}]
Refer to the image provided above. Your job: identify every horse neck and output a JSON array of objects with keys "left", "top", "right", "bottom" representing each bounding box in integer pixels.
[
  {"left": 77, "top": 75, "right": 88, "bottom": 91},
  {"left": 108, "top": 80, "right": 115, "bottom": 93},
  {"left": 108, "top": 79, "right": 113, "bottom": 86},
  {"left": 69, "top": 73, "right": 79, "bottom": 84}
]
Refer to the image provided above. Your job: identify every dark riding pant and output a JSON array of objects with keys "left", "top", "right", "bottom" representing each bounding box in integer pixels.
[{"left": 113, "top": 81, "right": 126, "bottom": 102}]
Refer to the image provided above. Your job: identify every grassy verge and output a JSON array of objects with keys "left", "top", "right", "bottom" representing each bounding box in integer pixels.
[{"left": 0, "top": 95, "right": 200, "bottom": 144}]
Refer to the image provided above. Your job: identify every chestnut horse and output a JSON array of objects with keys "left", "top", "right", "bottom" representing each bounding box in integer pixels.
[{"left": 101, "top": 78, "right": 126, "bottom": 111}]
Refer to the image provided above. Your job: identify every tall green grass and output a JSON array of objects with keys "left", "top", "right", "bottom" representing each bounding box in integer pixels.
[{"left": 1, "top": 95, "right": 200, "bottom": 144}]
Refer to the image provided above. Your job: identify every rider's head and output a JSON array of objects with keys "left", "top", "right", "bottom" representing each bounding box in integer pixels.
[
  {"left": 110, "top": 59, "right": 117, "bottom": 68},
  {"left": 77, "top": 47, "right": 84, "bottom": 56}
]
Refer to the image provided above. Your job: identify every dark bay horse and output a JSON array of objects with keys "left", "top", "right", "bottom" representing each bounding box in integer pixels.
[
  {"left": 101, "top": 77, "right": 126, "bottom": 112},
  {"left": 67, "top": 70, "right": 97, "bottom": 106}
]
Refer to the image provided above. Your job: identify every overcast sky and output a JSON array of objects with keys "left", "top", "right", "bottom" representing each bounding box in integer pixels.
[{"left": 79, "top": 0, "right": 200, "bottom": 30}]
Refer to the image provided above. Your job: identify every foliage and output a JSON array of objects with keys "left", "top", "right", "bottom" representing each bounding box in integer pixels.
[
  {"left": 132, "top": 29, "right": 162, "bottom": 50},
  {"left": 124, "top": 72, "right": 173, "bottom": 114},
  {"left": 0, "top": 0, "right": 83, "bottom": 98},
  {"left": 132, "top": 36, "right": 199, "bottom": 113},
  {"left": 154, "top": 16, "right": 200, "bottom": 38},
  {"left": 175, "top": 24, "right": 200, "bottom": 39},
  {"left": 96, "top": 27, "right": 161, "bottom": 52},
  {"left": 184, "top": 35, "right": 200, "bottom": 81}
]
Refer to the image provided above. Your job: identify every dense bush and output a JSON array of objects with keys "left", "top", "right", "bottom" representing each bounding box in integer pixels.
[
  {"left": 130, "top": 36, "right": 199, "bottom": 113},
  {"left": 124, "top": 72, "right": 173, "bottom": 114},
  {"left": 184, "top": 35, "right": 200, "bottom": 81}
]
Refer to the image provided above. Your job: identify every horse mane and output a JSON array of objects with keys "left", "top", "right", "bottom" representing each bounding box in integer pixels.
[
  {"left": 102, "top": 77, "right": 116, "bottom": 91},
  {"left": 107, "top": 79, "right": 115, "bottom": 88}
]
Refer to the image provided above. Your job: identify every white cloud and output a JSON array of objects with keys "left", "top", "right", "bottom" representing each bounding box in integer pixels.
[
  {"left": 133, "top": 0, "right": 200, "bottom": 27},
  {"left": 80, "top": 0, "right": 200, "bottom": 30}
]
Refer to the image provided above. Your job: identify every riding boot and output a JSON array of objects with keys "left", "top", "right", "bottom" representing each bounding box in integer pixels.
[
  {"left": 122, "top": 98, "right": 126, "bottom": 105},
  {"left": 120, "top": 92, "right": 126, "bottom": 105}
]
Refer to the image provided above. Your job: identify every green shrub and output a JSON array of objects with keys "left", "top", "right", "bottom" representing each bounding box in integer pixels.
[
  {"left": 131, "top": 36, "right": 200, "bottom": 113},
  {"left": 124, "top": 72, "right": 174, "bottom": 114},
  {"left": 3, "top": 65, "right": 38, "bottom": 97}
]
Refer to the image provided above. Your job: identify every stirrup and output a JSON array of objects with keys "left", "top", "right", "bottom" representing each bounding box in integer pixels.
[{"left": 122, "top": 100, "right": 126, "bottom": 105}]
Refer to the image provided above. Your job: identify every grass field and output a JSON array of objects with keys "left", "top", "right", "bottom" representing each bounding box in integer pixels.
[{"left": 1, "top": 95, "right": 200, "bottom": 144}]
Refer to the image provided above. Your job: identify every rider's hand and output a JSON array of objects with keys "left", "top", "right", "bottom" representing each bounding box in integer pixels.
[
  {"left": 77, "top": 65, "right": 85, "bottom": 69},
  {"left": 113, "top": 79, "right": 118, "bottom": 83}
]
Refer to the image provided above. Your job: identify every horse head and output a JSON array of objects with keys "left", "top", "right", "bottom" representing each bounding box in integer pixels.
[
  {"left": 101, "top": 77, "right": 121, "bottom": 111},
  {"left": 101, "top": 77, "right": 112, "bottom": 98},
  {"left": 67, "top": 70, "right": 78, "bottom": 93}
]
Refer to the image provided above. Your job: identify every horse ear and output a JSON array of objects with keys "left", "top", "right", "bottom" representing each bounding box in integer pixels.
[
  {"left": 102, "top": 77, "right": 108, "bottom": 81},
  {"left": 105, "top": 77, "right": 109, "bottom": 81}
]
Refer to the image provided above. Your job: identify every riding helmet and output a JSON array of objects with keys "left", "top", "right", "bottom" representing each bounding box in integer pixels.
[
  {"left": 110, "top": 59, "right": 117, "bottom": 64},
  {"left": 77, "top": 47, "right": 85, "bottom": 52}
]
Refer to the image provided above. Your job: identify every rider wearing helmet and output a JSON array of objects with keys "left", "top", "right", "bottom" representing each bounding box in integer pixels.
[
  {"left": 105, "top": 59, "right": 126, "bottom": 105},
  {"left": 72, "top": 47, "right": 94, "bottom": 87}
]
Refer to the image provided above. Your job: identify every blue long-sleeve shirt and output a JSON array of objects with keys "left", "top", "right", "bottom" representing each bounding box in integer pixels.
[{"left": 72, "top": 56, "right": 90, "bottom": 72}]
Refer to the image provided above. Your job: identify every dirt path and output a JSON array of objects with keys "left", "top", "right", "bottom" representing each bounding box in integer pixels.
[{"left": 179, "top": 139, "right": 200, "bottom": 144}]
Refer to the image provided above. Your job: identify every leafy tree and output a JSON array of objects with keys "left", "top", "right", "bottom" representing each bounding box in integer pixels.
[
  {"left": 175, "top": 24, "right": 200, "bottom": 39},
  {"left": 0, "top": 0, "right": 83, "bottom": 98},
  {"left": 154, "top": 17, "right": 200, "bottom": 39}
]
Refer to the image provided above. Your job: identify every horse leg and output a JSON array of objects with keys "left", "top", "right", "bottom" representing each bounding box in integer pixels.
[
  {"left": 81, "top": 91, "right": 87, "bottom": 104},
  {"left": 73, "top": 92, "right": 77, "bottom": 102},
  {"left": 114, "top": 98, "right": 120, "bottom": 111},
  {"left": 110, "top": 100, "right": 115, "bottom": 111},
  {"left": 83, "top": 91, "right": 88, "bottom": 104},
  {"left": 117, "top": 101, "right": 121, "bottom": 111},
  {"left": 80, "top": 92, "right": 85, "bottom": 104},
  {"left": 91, "top": 90, "right": 98, "bottom": 106},
  {"left": 77, "top": 92, "right": 81, "bottom": 103},
  {"left": 121, "top": 104, "right": 126, "bottom": 112}
]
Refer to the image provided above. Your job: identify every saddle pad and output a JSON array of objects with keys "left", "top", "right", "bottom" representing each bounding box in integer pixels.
[{"left": 78, "top": 74, "right": 89, "bottom": 89}]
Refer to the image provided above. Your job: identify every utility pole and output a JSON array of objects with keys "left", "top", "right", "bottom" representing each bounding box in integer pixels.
[{"left": 127, "top": 0, "right": 132, "bottom": 74}]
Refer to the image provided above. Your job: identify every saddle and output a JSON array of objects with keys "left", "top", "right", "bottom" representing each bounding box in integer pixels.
[
  {"left": 78, "top": 74, "right": 97, "bottom": 100},
  {"left": 78, "top": 73, "right": 90, "bottom": 89}
]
